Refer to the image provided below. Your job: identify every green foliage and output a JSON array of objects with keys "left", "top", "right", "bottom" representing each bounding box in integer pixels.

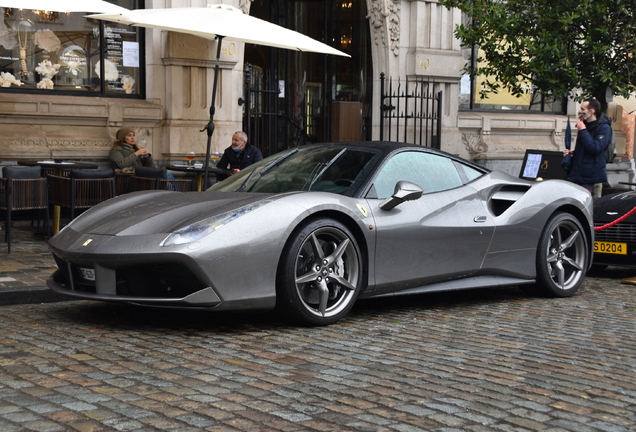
[{"left": 439, "top": 0, "right": 636, "bottom": 109}]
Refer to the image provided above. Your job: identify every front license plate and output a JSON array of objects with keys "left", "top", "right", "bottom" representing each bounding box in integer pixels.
[
  {"left": 79, "top": 267, "right": 96, "bottom": 281},
  {"left": 594, "top": 241, "right": 628, "bottom": 255}
]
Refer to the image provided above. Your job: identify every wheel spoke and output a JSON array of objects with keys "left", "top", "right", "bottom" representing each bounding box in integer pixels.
[
  {"left": 309, "top": 233, "right": 325, "bottom": 260},
  {"left": 325, "top": 238, "right": 350, "bottom": 265},
  {"left": 330, "top": 274, "right": 356, "bottom": 291},
  {"left": 316, "top": 279, "right": 329, "bottom": 316},
  {"left": 296, "top": 269, "right": 319, "bottom": 285},
  {"left": 560, "top": 231, "right": 580, "bottom": 250},
  {"left": 554, "top": 261, "right": 565, "bottom": 287},
  {"left": 554, "top": 226, "right": 562, "bottom": 245},
  {"left": 561, "top": 256, "right": 583, "bottom": 271}
]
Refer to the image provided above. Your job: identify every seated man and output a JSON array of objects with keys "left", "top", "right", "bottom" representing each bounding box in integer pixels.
[{"left": 216, "top": 131, "right": 263, "bottom": 180}]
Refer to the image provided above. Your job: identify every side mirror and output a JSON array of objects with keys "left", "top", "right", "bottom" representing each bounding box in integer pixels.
[{"left": 379, "top": 181, "right": 423, "bottom": 210}]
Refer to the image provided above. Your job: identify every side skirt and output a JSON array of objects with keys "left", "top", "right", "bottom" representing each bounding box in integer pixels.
[{"left": 360, "top": 275, "right": 535, "bottom": 299}]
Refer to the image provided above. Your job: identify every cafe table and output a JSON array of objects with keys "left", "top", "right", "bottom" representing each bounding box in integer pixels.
[
  {"left": 167, "top": 164, "right": 232, "bottom": 191},
  {"left": 18, "top": 160, "right": 99, "bottom": 235}
]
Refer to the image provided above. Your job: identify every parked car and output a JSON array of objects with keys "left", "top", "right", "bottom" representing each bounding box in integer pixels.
[
  {"left": 47, "top": 142, "right": 594, "bottom": 326},
  {"left": 592, "top": 190, "right": 636, "bottom": 269}
]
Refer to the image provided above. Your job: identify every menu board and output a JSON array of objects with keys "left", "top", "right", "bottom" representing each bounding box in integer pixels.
[
  {"left": 103, "top": 26, "right": 139, "bottom": 92},
  {"left": 519, "top": 150, "right": 567, "bottom": 181}
]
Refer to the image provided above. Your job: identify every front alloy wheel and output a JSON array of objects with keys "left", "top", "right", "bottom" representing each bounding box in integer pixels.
[{"left": 277, "top": 218, "right": 362, "bottom": 326}]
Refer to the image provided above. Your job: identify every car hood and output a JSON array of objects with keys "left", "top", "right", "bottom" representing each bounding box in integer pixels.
[
  {"left": 593, "top": 191, "right": 636, "bottom": 223},
  {"left": 63, "top": 191, "right": 280, "bottom": 236}
]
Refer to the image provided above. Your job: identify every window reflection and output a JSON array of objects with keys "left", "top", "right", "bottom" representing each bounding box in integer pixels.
[
  {"left": 459, "top": 44, "right": 564, "bottom": 113},
  {"left": 0, "top": 1, "right": 142, "bottom": 96},
  {"left": 372, "top": 152, "right": 466, "bottom": 199}
]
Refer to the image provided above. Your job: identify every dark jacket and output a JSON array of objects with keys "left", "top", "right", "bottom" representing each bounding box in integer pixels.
[
  {"left": 109, "top": 144, "right": 154, "bottom": 169},
  {"left": 566, "top": 112, "right": 612, "bottom": 185},
  {"left": 216, "top": 143, "right": 263, "bottom": 172}
]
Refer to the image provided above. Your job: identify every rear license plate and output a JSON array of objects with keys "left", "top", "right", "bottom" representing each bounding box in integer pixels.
[
  {"left": 79, "top": 267, "right": 96, "bottom": 281},
  {"left": 594, "top": 241, "right": 627, "bottom": 255}
]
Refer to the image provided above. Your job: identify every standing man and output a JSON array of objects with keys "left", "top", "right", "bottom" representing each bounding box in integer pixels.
[
  {"left": 216, "top": 131, "right": 263, "bottom": 178},
  {"left": 562, "top": 98, "right": 612, "bottom": 194}
]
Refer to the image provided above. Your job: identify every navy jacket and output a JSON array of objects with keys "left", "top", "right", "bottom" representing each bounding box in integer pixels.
[
  {"left": 566, "top": 112, "right": 612, "bottom": 185},
  {"left": 216, "top": 143, "right": 263, "bottom": 172}
]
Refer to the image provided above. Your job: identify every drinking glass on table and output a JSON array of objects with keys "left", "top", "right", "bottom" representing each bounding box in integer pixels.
[{"left": 186, "top": 151, "right": 196, "bottom": 165}]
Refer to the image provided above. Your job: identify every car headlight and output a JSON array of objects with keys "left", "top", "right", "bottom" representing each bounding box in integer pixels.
[{"left": 161, "top": 200, "right": 271, "bottom": 246}]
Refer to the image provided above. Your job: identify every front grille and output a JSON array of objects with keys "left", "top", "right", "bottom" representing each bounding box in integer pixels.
[
  {"left": 594, "top": 223, "right": 636, "bottom": 242},
  {"left": 52, "top": 255, "right": 208, "bottom": 299},
  {"left": 118, "top": 263, "right": 207, "bottom": 298}
]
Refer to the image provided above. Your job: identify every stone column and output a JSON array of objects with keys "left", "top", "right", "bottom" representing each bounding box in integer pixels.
[
  {"left": 144, "top": 0, "right": 247, "bottom": 163},
  {"left": 366, "top": 0, "right": 464, "bottom": 154}
]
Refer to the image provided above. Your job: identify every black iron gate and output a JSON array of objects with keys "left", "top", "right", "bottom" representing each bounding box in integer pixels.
[
  {"left": 240, "top": 63, "right": 307, "bottom": 157},
  {"left": 240, "top": 63, "right": 279, "bottom": 157},
  {"left": 379, "top": 73, "right": 442, "bottom": 148}
]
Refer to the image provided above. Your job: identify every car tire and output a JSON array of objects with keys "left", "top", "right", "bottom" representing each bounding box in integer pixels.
[
  {"left": 529, "top": 212, "right": 588, "bottom": 297},
  {"left": 276, "top": 218, "right": 363, "bottom": 326}
]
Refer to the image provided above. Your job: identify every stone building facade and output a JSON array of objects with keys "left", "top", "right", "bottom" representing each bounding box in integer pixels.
[{"left": 1, "top": 0, "right": 634, "bottom": 184}]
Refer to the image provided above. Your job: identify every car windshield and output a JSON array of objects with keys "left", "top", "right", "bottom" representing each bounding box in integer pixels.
[{"left": 209, "top": 146, "right": 377, "bottom": 195}]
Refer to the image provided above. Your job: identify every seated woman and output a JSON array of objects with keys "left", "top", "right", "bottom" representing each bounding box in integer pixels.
[{"left": 109, "top": 127, "right": 154, "bottom": 172}]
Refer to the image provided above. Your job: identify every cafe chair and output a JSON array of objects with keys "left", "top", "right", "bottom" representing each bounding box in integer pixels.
[
  {"left": 0, "top": 166, "right": 50, "bottom": 253},
  {"left": 48, "top": 169, "right": 116, "bottom": 221},
  {"left": 115, "top": 171, "right": 134, "bottom": 195},
  {"left": 41, "top": 167, "right": 71, "bottom": 178},
  {"left": 130, "top": 166, "right": 193, "bottom": 192}
]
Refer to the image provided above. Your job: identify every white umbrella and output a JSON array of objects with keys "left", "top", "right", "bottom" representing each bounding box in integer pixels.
[
  {"left": 88, "top": 4, "right": 350, "bottom": 188},
  {"left": 88, "top": 5, "right": 348, "bottom": 57},
  {"left": 0, "top": 0, "right": 129, "bottom": 13}
]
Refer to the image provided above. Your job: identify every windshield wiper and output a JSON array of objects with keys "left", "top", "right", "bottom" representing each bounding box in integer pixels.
[
  {"left": 261, "top": 148, "right": 299, "bottom": 176},
  {"left": 304, "top": 148, "right": 347, "bottom": 191},
  {"left": 301, "top": 163, "right": 326, "bottom": 191},
  {"left": 237, "top": 148, "right": 299, "bottom": 192}
]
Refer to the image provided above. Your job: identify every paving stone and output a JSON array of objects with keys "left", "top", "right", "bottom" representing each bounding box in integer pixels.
[{"left": 1, "top": 223, "right": 636, "bottom": 431}]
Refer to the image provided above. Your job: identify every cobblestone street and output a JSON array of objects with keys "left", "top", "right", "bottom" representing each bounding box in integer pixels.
[{"left": 0, "top": 268, "right": 634, "bottom": 431}]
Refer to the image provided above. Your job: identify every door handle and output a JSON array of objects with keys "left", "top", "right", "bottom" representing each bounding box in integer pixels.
[{"left": 474, "top": 216, "right": 487, "bottom": 223}]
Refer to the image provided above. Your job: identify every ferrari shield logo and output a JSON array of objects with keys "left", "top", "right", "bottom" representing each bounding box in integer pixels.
[
  {"left": 356, "top": 204, "right": 368, "bottom": 217},
  {"left": 83, "top": 239, "right": 93, "bottom": 246}
]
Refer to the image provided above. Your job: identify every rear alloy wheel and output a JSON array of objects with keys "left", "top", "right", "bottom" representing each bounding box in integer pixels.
[
  {"left": 531, "top": 212, "right": 588, "bottom": 297},
  {"left": 277, "top": 218, "right": 362, "bottom": 326}
]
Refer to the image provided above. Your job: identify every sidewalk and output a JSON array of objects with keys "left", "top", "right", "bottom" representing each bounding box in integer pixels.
[{"left": 0, "top": 220, "right": 70, "bottom": 305}]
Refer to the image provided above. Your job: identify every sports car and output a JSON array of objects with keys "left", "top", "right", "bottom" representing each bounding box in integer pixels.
[
  {"left": 591, "top": 190, "right": 636, "bottom": 269},
  {"left": 47, "top": 142, "right": 594, "bottom": 326}
]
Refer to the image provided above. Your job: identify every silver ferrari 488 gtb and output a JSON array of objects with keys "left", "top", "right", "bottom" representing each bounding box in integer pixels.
[{"left": 48, "top": 142, "right": 594, "bottom": 325}]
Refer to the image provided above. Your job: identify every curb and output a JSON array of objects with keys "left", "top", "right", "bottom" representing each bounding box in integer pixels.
[{"left": 0, "top": 286, "right": 73, "bottom": 306}]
